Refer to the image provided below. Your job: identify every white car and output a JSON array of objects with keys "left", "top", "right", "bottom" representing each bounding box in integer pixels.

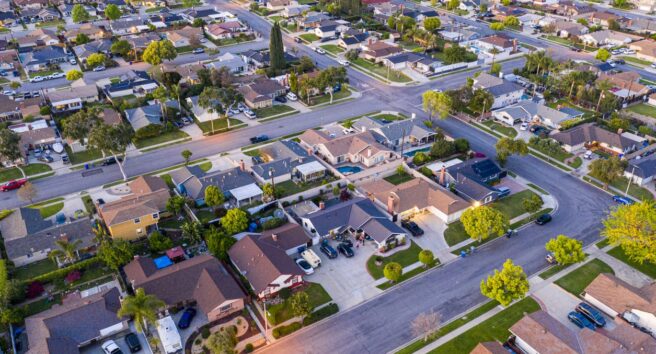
[
  {"left": 286, "top": 92, "right": 298, "bottom": 101},
  {"left": 49, "top": 72, "right": 64, "bottom": 79},
  {"left": 315, "top": 47, "right": 326, "bottom": 54},
  {"left": 652, "top": 63, "right": 656, "bottom": 69},
  {"left": 338, "top": 59, "right": 349, "bottom": 66},
  {"left": 29, "top": 76, "right": 44, "bottom": 83},
  {"left": 295, "top": 258, "right": 314, "bottom": 275},
  {"left": 625, "top": 49, "right": 635, "bottom": 54},
  {"left": 244, "top": 110, "right": 256, "bottom": 119},
  {"left": 69, "top": 58, "right": 77, "bottom": 65},
  {"left": 93, "top": 65, "right": 106, "bottom": 72},
  {"left": 2, "top": 90, "right": 15, "bottom": 96},
  {"left": 520, "top": 122, "right": 529, "bottom": 131},
  {"left": 584, "top": 150, "right": 593, "bottom": 160},
  {"left": 101, "top": 340, "right": 123, "bottom": 354}
]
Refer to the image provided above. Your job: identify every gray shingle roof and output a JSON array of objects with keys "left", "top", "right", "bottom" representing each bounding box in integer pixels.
[
  {"left": 628, "top": 154, "right": 656, "bottom": 179},
  {"left": 0, "top": 207, "right": 52, "bottom": 241},
  {"left": 552, "top": 123, "right": 636, "bottom": 150},
  {"left": 170, "top": 166, "right": 257, "bottom": 200},
  {"left": 5, "top": 218, "right": 95, "bottom": 261}
]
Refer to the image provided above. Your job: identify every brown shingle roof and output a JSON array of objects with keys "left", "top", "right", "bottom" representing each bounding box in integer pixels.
[
  {"left": 98, "top": 185, "right": 169, "bottom": 227},
  {"left": 470, "top": 342, "right": 508, "bottom": 354},
  {"left": 479, "top": 35, "right": 514, "bottom": 48},
  {"left": 319, "top": 131, "right": 392, "bottom": 157},
  {"left": 128, "top": 175, "right": 168, "bottom": 196},
  {"left": 299, "top": 129, "right": 331, "bottom": 147},
  {"left": 510, "top": 311, "right": 580, "bottom": 354},
  {"left": 259, "top": 223, "right": 312, "bottom": 251},
  {"left": 583, "top": 273, "right": 656, "bottom": 314},
  {"left": 101, "top": 108, "right": 122, "bottom": 126}
]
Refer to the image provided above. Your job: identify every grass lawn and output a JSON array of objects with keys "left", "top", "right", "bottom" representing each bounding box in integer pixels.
[
  {"left": 569, "top": 157, "right": 582, "bottom": 169},
  {"left": 509, "top": 208, "right": 552, "bottom": 229},
  {"left": 351, "top": 58, "right": 412, "bottom": 83},
  {"left": 81, "top": 195, "right": 95, "bottom": 215},
  {"left": 372, "top": 113, "right": 406, "bottom": 121},
  {"left": 398, "top": 301, "right": 499, "bottom": 354},
  {"left": 444, "top": 221, "right": 468, "bottom": 247},
  {"left": 276, "top": 178, "right": 337, "bottom": 198},
  {"left": 175, "top": 45, "right": 200, "bottom": 54},
  {"left": 589, "top": 172, "right": 654, "bottom": 201},
  {"left": 196, "top": 118, "right": 243, "bottom": 134},
  {"left": 33, "top": 202, "right": 64, "bottom": 218},
  {"left": 527, "top": 183, "right": 549, "bottom": 195},
  {"left": 429, "top": 297, "right": 540, "bottom": 354},
  {"left": 539, "top": 263, "right": 574, "bottom": 279},
  {"left": 547, "top": 99, "right": 596, "bottom": 117},
  {"left": 366, "top": 241, "right": 423, "bottom": 280},
  {"left": 0, "top": 209, "right": 12, "bottom": 220},
  {"left": 491, "top": 190, "right": 540, "bottom": 220},
  {"left": 482, "top": 120, "right": 518, "bottom": 138},
  {"left": 627, "top": 103, "right": 656, "bottom": 119},
  {"left": 320, "top": 44, "right": 344, "bottom": 54},
  {"left": 22, "top": 294, "right": 63, "bottom": 317},
  {"left": 12, "top": 259, "right": 57, "bottom": 282},
  {"left": 608, "top": 246, "right": 656, "bottom": 279},
  {"left": 620, "top": 56, "right": 653, "bottom": 67},
  {"left": 212, "top": 35, "right": 256, "bottom": 47},
  {"left": 64, "top": 145, "right": 103, "bottom": 165},
  {"left": 195, "top": 210, "right": 216, "bottom": 224},
  {"left": 529, "top": 140, "right": 573, "bottom": 163},
  {"left": 383, "top": 172, "right": 415, "bottom": 185},
  {"left": 0, "top": 163, "right": 52, "bottom": 183},
  {"left": 269, "top": 15, "right": 283, "bottom": 22},
  {"left": 596, "top": 239, "right": 610, "bottom": 249},
  {"left": 36, "top": 19, "right": 65, "bottom": 28},
  {"left": 145, "top": 6, "right": 165, "bottom": 12},
  {"left": 307, "top": 88, "right": 351, "bottom": 106},
  {"left": 267, "top": 282, "right": 332, "bottom": 325},
  {"left": 555, "top": 259, "right": 614, "bottom": 296},
  {"left": 159, "top": 216, "right": 187, "bottom": 229},
  {"left": 254, "top": 104, "right": 296, "bottom": 118},
  {"left": 133, "top": 130, "right": 189, "bottom": 149},
  {"left": 198, "top": 161, "right": 212, "bottom": 172},
  {"left": 299, "top": 33, "right": 320, "bottom": 42}
]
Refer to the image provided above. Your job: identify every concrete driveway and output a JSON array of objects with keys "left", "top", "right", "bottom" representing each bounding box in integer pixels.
[
  {"left": 533, "top": 283, "right": 586, "bottom": 332},
  {"left": 307, "top": 239, "right": 381, "bottom": 311},
  {"left": 407, "top": 213, "right": 452, "bottom": 259},
  {"left": 80, "top": 322, "right": 150, "bottom": 354}
]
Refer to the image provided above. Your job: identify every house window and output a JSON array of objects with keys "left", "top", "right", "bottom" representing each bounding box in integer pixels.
[
  {"left": 485, "top": 196, "right": 493, "bottom": 204},
  {"left": 152, "top": 213, "right": 159, "bottom": 219},
  {"left": 219, "top": 304, "right": 232, "bottom": 313},
  {"left": 134, "top": 218, "right": 140, "bottom": 223},
  {"left": 137, "top": 228, "right": 143, "bottom": 234}
]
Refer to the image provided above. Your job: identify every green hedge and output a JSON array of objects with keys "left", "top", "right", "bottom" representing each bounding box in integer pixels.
[
  {"left": 302, "top": 303, "right": 339, "bottom": 326},
  {"left": 28, "top": 257, "right": 101, "bottom": 284},
  {"left": 272, "top": 321, "right": 302, "bottom": 339}
]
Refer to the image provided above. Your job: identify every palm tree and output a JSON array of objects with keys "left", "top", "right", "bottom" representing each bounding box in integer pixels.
[
  {"left": 595, "top": 79, "right": 612, "bottom": 112},
  {"left": 117, "top": 288, "right": 165, "bottom": 334},
  {"left": 49, "top": 239, "right": 83, "bottom": 265},
  {"left": 198, "top": 87, "right": 220, "bottom": 135},
  {"left": 92, "top": 223, "right": 110, "bottom": 244}
]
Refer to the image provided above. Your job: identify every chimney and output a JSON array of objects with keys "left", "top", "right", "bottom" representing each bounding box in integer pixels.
[
  {"left": 387, "top": 195, "right": 395, "bottom": 214},
  {"left": 618, "top": 128, "right": 623, "bottom": 134},
  {"left": 512, "top": 39, "right": 518, "bottom": 52},
  {"left": 239, "top": 159, "right": 245, "bottom": 171},
  {"left": 499, "top": 71, "right": 504, "bottom": 79},
  {"left": 319, "top": 201, "right": 325, "bottom": 210},
  {"left": 440, "top": 166, "right": 446, "bottom": 186},
  {"left": 368, "top": 38, "right": 373, "bottom": 45},
  {"left": 307, "top": 148, "right": 313, "bottom": 155},
  {"left": 272, "top": 234, "right": 278, "bottom": 241}
]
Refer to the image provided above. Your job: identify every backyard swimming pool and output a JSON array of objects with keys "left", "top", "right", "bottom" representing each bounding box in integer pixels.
[
  {"left": 403, "top": 147, "right": 430, "bottom": 157},
  {"left": 337, "top": 165, "right": 363, "bottom": 175}
]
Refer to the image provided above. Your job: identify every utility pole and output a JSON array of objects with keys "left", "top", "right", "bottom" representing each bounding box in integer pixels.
[{"left": 625, "top": 165, "right": 635, "bottom": 197}]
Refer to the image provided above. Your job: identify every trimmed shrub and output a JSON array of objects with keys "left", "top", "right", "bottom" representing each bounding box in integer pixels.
[
  {"left": 302, "top": 303, "right": 339, "bottom": 326},
  {"left": 278, "top": 287, "right": 292, "bottom": 300},
  {"left": 245, "top": 343, "right": 254, "bottom": 353},
  {"left": 272, "top": 321, "right": 302, "bottom": 339},
  {"left": 29, "top": 257, "right": 100, "bottom": 284},
  {"left": 135, "top": 124, "right": 163, "bottom": 140},
  {"left": 201, "top": 326, "right": 210, "bottom": 339},
  {"left": 262, "top": 217, "right": 287, "bottom": 230}
]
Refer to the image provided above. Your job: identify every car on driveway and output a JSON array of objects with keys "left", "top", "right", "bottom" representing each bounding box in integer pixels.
[
  {"left": 101, "top": 340, "right": 123, "bottom": 354},
  {"left": 244, "top": 110, "right": 257, "bottom": 119},
  {"left": 576, "top": 302, "right": 606, "bottom": 327},
  {"left": 612, "top": 195, "right": 634, "bottom": 205},
  {"left": 401, "top": 220, "right": 424, "bottom": 236},
  {"left": 535, "top": 213, "right": 552, "bottom": 225},
  {"left": 568, "top": 311, "right": 596, "bottom": 330},
  {"left": 315, "top": 47, "right": 326, "bottom": 54},
  {"left": 38, "top": 155, "right": 54, "bottom": 163},
  {"left": 274, "top": 95, "right": 287, "bottom": 103},
  {"left": 337, "top": 242, "right": 354, "bottom": 257},
  {"left": 338, "top": 59, "right": 350, "bottom": 66},
  {"left": 124, "top": 332, "right": 141, "bottom": 353},
  {"left": 0, "top": 179, "right": 27, "bottom": 192},
  {"left": 250, "top": 135, "right": 269, "bottom": 144},
  {"left": 177, "top": 308, "right": 197, "bottom": 329},
  {"left": 286, "top": 92, "right": 298, "bottom": 101},
  {"left": 320, "top": 242, "right": 338, "bottom": 259},
  {"left": 93, "top": 65, "right": 106, "bottom": 72},
  {"left": 295, "top": 258, "right": 314, "bottom": 274},
  {"left": 520, "top": 122, "right": 529, "bottom": 131},
  {"left": 192, "top": 48, "right": 204, "bottom": 54}
]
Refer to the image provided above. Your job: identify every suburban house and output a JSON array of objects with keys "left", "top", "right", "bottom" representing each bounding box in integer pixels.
[
  {"left": 383, "top": 52, "right": 440, "bottom": 72},
  {"left": 625, "top": 18, "right": 656, "bottom": 35},
  {"left": 360, "top": 41, "right": 403, "bottom": 62},
  {"left": 65, "top": 24, "right": 109, "bottom": 43},
  {"left": 104, "top": 70, "right": 159, "bottom": 99},
  {"left": 300, "top": 197, "right": 407, "bottom": 250},
  {"left": 598, "top": 71, "right": 651, "bottom": 100},
  {"left": 149, "top": 12, "right": 185, "bottom": 28},
  {"left": 360, "top": 176, "right": 470, "bottom": 223},
  {"left": 17, "top": 28, "right": 60, "bottom": 50},
  {"left": 204, "top": 52, "right": 246, "bottom": 74},
  {"left": 110, "top": 17, "right": 145, "bottom": 35},
  {"left": 58, "top": 3, "right": 96, "bottom": 18},
  {"left": 46, "top": 84, "right": 99, "bottom": 113},
  {"left": 165, "top": 26, "right": 203, "bottom": 48},
  {"left": 266, "top": 0, "right": 293, "bottom": 11},
  {"left": 125, "top": 104, "right": 166, "bottom": 131},
  {"left": 67, "top": 108, "right": 122, "bottom": 152},
  {"left": 0, "top": 50, "right": 16, "bottom": 73},
  {"left": 259, "top": 223, "right": 313, "bottom": 254},
  {"left": 25, "top": 288, "right": 128, "bottom": 354},
  {"left": 169, "top": 165, "right": 263, "bottom": 207},
  {"left": 282, "top": 4, "right": 310, "bottom": 18},
  {"left": 73, "top": 39, "right": 113, "bottom": 63},
  {"left": 14, "top": 0, "right": 48, "bottom": 10},
  {"left": 445, "top": 158, "right": 506, "bottom": 204},
  {"left": 125, "top": 33, "right": 162, "bottom": 57},
  {"left": 492, "top": 101, "right": 579, "bottom": 129},
  {"left": 97, "top": 176, "right": 170, "bottom": 240},
  {"left": 491, "top": 5, "right": 526, "bottom": 21},
  {"left": 0, "top": 208, "right": 95, "bottom": 267},
  {"left": 205, "top": 23, "right": 232, "bottom": 40},
  {"left": 587, "top": 11, "right": 626, "bottom": 28},
  {"left": 297, "top": 12, "right": 330, "bottom": 29},
  {"left": 240, "top": 49, "right": 298, "bottom": 69},
  {"left": 473, "top": 73, "right": 524, "bottom": 110},
  {"left": 180, "top": 7, "right": 220, "bottom": 23},
  {"left": 251, "top": 140, "right": 327, "bottom": 184},
  {"left": 0, "top": 10, "right": 16, "bottom": 27},
  {"left": 552, "top": 123, "right": 644, "bottom": 154},
  {"left": 625, "top": 153, "right": 656, "bottom": 186},
  {"left": 578, "top": 30, "right": 642, "bottom": 47},
  {"left": 352, "top": 116, "right": 437, "bottom": 149},
  {"left": 0, "top": 94, "right": 22, "bottom": 121},
  {"left": 229, "top": 232, "right": 305, "bottom": 299},
  {"left": 337, "top": 31, "right": 373, "bottom": 50},
  {"left": 471, "top": 35, "right": 517, "bottom": 57},
  {"left": 553, "top": 20, "right": 589, "bottom": 38},
  {"left": 238, "top": 78, "right": 286, "bottom": 109},
  {"left": 299, "top": 129, "right": 397, "bottom": 168},
  {"left": 629, "top": 39, "right": 656, "bottom": 63},
  {"left": 21, "top": 46, "right": 67, "bottom": 72},
  {"left": 20, "top": 7, "right": 60, "bottom": 23},
  {"left": 186, "top": 95, "right": 217, "bottom": 122},
  {"left": 471, "top": 342, "right": 507, "bottom": 354},
  {"left": 124, "top": 255, "right": 247, "bottom": 322},
  {"left": 440, "top": 28, "right": 480, "bottom": 43},
  {"left": 9, "top": 119, "right": 57, "bottom": 152},
  {"left": 555, "top": 1, "right": 595, "bottom": 17},
  {"left": 314, "top": 20, "right": 341, "bottom": 39}
]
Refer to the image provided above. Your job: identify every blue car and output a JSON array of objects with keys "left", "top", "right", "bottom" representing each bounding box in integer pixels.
[
  {"left": 568, "top": 311, "right": 596, "bottom": 330},
  {"left": 576, "top": 303, "right": 606, "bottom": 327},
  {"left": 320, "top": 242, "right": 338, "bottom": 259},
  {"left": 612, "top": 195, "right": 634, "bottom": 205},
  {"left": 178, "top": 308, "right": 197, "bottom": 329}
]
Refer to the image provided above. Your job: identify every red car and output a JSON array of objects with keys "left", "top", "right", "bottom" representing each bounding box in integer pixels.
[{"left": 0, "top": 179, "right": 27, "bottom": 191}]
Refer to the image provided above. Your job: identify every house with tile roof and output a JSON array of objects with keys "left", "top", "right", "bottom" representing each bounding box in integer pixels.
[
  {"left": 444, "top": 158, "right": 506, "bottom": 205},
  {"left": 360, "top": 40, "right": 403, "bottom": 62},
  {"left": 169, "top": 165, "right": 262, "bottom": 207},
  {"left": 97, "top": 175, "right": 170, "bottom": 240},
  {"left": 578, "top": 30, "right": 641, "bottom": 48},
  {"left": 492, "top": 101, "right": 579, "bottom": 129},
  {"left": 473, "top": 73, "right": 524, "bottom": 110},
  {"left": 229, "top": 230, "right": 305, "bottom": 299},
  {"left": 629, "top": 39, "right": 656, "bottom": 63},
  {"left": 165, "top": 26, "right": 202, "bottom": 48},
  {"left": 104, "top": 70, "right": 159, "bottom": 99},
  {"left": 47, "top": 84, "right": 99, "bottom": 113},
  {"left": 0, "top": 93, "right": 22, "bottom": 122},
  {"left": 298, "top": 130, "right": 397, "bottom": 168},
  {"left": 25, "top": 288, "right": 128, "bottom": 354},
  {"left": 470, "top": 342, "right": 507, "bottom": 354},
  {"left": 124, "top": 254, "right": 246, "bottom": 321},
  {"left": 553, "top": 20, "right": 589, "bottom": 38},
  {"left": 552, "top": 123, "right": 644, "bottom": 154},
  {"left": 238, "top": 78, "right": 286, "bottom": 109},
  {"left": 352, "top": 116, "right": 437, "bottom": 149},
  {"left": 471, "top": 35, "right": 517, "bottom": 58},
  {"left": 9, "top": 119, "right": 57, "bottom": 153}
]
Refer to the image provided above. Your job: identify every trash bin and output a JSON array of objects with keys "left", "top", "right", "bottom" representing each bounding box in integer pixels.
[{"left": 84, "top": 163, "right": 89, "bottom": 170}]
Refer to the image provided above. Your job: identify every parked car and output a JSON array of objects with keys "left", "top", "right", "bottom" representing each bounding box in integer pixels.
[
  {"left": 504, "top": 229, "right": 517, "bottom": 238},
  {"left": 93, "top": 65, "right": 106, "bottom": 72},
  {"left": 568, "top": 311, "right": 596, "bottom": 330},
  {"left": 192, "top": 48, "right": 204, "bottom": 54},
  {"left": 29, "top": 76, "right": 44, "bottom": 83},
  {"left": 584, "top": 150, "right": 593, "bottom": 159},
  {"left": 520, "top": 122, "right": 529, "bottom": 131},
  {"left": 294, "top": 37, "right": 301, "bottom": 43},
  {"left": 2, "top": 90, "right": 15, "bottom": 96},
  {"left": 338, "top": 59, "right": 350, "bottom": 66},
  {"left": 315, "top": 47, "right": 326, "bottom": 54},
  {"left": 101, "top": 340, "right": 123, "bottom": 354},
  {"left": 181, "top": 117, "right": 192, "bottom": 125},
  {"left": 251, "top": 155, "right": 263, "bottom": 165},
  {"left": 177, "top": 308, "right": 197, "bottom": 329},
  {"left": 401, "top": 220, "right": 424, "bottom": 236},
  {"left": 295, "top": 258, "right": 314, "bottom": 275},
  {"left": 337, "top": 242, "right": 354, "bottom": 257},
  {"left": 49, "top": 72, "right": 64, "bottom": 79},
  {"left": 0, "top": 179, "right": 27, "bottom": 192},
  {"left": 124, "top": 333, "right": 141, "bottom": 353},
  {"left": 244, "top": 110, "right": 257, "bottom": 119},
  {"left": 612, "top": 195, "right": 634, "bottom": 205},
  {"left": 274, "top": 95, "right": 287, "bottom": 103},
  {"left": 249, "top": 135, "right": 269, "bottom": 144},
  {"left": 61, "top": 154, "right": 70, "bottom": 164},
  {"left": 576, "top": 302, "right": 606, "bottom": 327},
  {"left": 38, "top": 155, "right": 54, "bottom": 163},
  {"left": 652, "top": 63, "right": 656, "bottom": 69},
  {"left": 535, "top": 213, "right": 552, "bottom": 225},
  {"left": 237, "top": 102, "right": 246, "bottom": 112},
  {"left": 286, "top": 92, "right": 298, "bottom": 101},
  {"left": 301, "top": 249, "right": 321, "bottom": 268},
  {"left": 497, "top": 186, "right": 511, "bottom": 198},
  {"left": 96, "top": 198, "right": 105, "bottom": 205},
  {"left": 101, "top": 156, "right": 123, "bottom": 166},
  {"left": 320, "top": 242, "right": 338, "bottom": 259},
  {"left": 69, "top": 58, "right": 77, "bottom": 65}
]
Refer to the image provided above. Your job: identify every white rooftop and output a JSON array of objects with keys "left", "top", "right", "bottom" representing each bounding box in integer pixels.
[
  {"left": 230, "top": 183, "right": 263, "bottom": 201},
  {"left": 295, "top": 161, "right": 326, "bottom": 175},
  {"left": 426, "top": 158, "right": 464, "bottom": 173}
]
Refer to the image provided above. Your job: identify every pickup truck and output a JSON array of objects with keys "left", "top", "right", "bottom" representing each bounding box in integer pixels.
[
  {"left": 0, "top": 179, "right": 27, "bottom": 192},
  {"left": 301, "top": 249, "right": 322, "bottom": 268}
]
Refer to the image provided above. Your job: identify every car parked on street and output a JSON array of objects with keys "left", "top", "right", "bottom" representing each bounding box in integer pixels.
[
  {"left": 124, "top": 333, "right": 141, "bottom": 353},
  {"left": 101, "top": 340, "right": 123, "bottom": 354},
  {"left": 101, "top": 156, "right": 123, "bottom": 166},
  {"left": 401, "top": 220, "right": 424, "bottom": 236},
  {"left": 29, "top": 76, "right": 44, "bottom": 83},
  {"left": 177, "top": 308, "right": 197, "bottom": 329},
  {"left": 192, "top": 48, "right": 204, "bottom": 54},
  {"left": 0, "top": 179, "right": 27, "bottom": 192},
  {"left": 568, "top": 311, "right": 596, "bottom": 330},
  {"left": 612, "top": 195, "right": 634, "bottom": 205},
  {"left": 337, "top": 242, "right": 354, "bottom": 257},
  {"left": 320, "top": 242, "right": 338, "bottom": 259},
  {"left": 249, "top": 135, "right": 269, "bottom": 144},
  {"left": 576, "top": 302, "right": 606, "bottom": 327},
  {"left": 93, "top": 65, "right": 106, "bottom": 72},
  {"left": 535, "top": 213, "right": 552, "bottom": 225},
  {"left": 295, "top": 258, "right": 314, "bottom": 274},
  {"left": 315, "top": 47, "right": 326, "bottom": 54}
]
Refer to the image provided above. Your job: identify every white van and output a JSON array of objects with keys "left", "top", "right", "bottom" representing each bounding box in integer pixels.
[
  {"left": 301, "top": 249, "right": 321, "bottom": 268},
  {"left": 156, "top": 316, "right": 182, "bottom": 354}
]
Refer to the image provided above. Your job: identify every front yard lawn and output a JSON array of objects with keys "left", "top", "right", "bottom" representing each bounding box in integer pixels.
[
  {"left": 627, "top": 103, "right": 656, "bottom": 119},
  {"left": 267, "top": 282, "right": 332, "bottom": 325},
  {"left": 608, "top": 246, "right": 656, "bottom": 279},
  {"left": 254, "top": 104, "right": 296, "bottom": 118},
  {"left": 195, "top": 209, "right": 216, "bottom": 224},
  {"left": 276, "top": 177, "right": 337, "bottom": 198},
  {"left": 352, "top": 58, "right": 412, "bottom": 83},
  {"left": 307, "top": 88, "right": 351, "bottom": 106},
  {"left": 444, "top": 221, "right": 468, "bottom": 247},
  {"left": 0, "top": 163, "right": 52, "bottom": 183},
  {"left": 491, "top": 190, "right": 540, "bottom": 220},
  {"left": 588, "top": 171, "right": 654, "bottom": 201},
  {"left": 383, "top": 172, "right": 415, "bottom": 185},
  {"left": 22, "top": 294, "right": 62, "bottom": 317},
  {"left": 196, "top": 118, "right": 243, "bottom": 134},
  {"left": 372, "top": 113, "right": 406, "bottom": 121},
  {"left": 36, "top": 19, "right": 65, "bottom": 28},
  {"left": 555, "top": 259, "right": 614, "bottom": 296},
  {"left": 299, "top": 33, "right": 320, "bottom": 42},
  {"left": 133, "top": 130, "right": 189, "bottom": 149},
  {"left": 620, "top": 56, "right": 653, "bottom": 67},
  {"left": 539, "top": 263, "right": 573, "bottom": 279},
  {"left": 33, "top": 202, "right": 64, "bottom": 218},
  {"left": 429, "top": 297, "right": 540, "bottom": 354},
  {"left": 12, "top": 259, "right": 57, "bottom": 282},
  {"left": 64, "top": 145, "right": 103, "bottom": 165},
  {"left": 320, "top": 44, "right": 344, "bottom": 54},
  {"left": 482, "top": 120, "right": 518, "bottom": 138},
  {"left": 366, "top": 241, "right": 423, "bottom": 280}
]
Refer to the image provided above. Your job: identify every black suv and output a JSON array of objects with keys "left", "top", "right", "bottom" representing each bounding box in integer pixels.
[
  {"left": 320, "top": 243, "right": 338, "bottom": 259},
  {"left": 250, "top": 135, "right": 269, "bottom": 144},
  {"left": 401, "top": 220, "right": 424, "bottom": 236},
  {"left": 337, "top": 243, "right": 354, "bottom": 258},
  {"left": 535, "top": 214, "right": 552, "bottom": 225},
  {"left": 124, "top": 333, "right": 141, "bottom": 353}
]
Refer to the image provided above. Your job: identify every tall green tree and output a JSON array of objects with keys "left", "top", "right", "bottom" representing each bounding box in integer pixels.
[
  {"left": 166, "top": 195, "right": 187, "bottom": 216},
  {"left": 181, "top": 221, "right": 203, "bottom": 244},
  {"left": 522, "top": 194, "right": 543, "bottom": 218},
  {"left": 221, "top": 209, "right": 249, "bottom": 235},
  {"left": 383, "top": 262, "right": 402, "bottom": 283},
  {"left": 148, "top": 230, "right": 173, "bottom": 253},
  {"left": 418, "top": 250, "right": 434, "bottom": 268},
  {"left": 72, "top": 4, "right": 90, "bottom": 23},
  {"left": 205, "top": 226, "right": 236, "bottom": 261},
  {"left": 97, "top": 239, "right": 134, "bottom": 271},
  {"left": 204, "top": 185, "right": 225, "bottom": 211},
  {"left": 181, "top": 149, "right": 192, "bottom": 165},
  {"left": 545, "top": 235, "right": 586, "bottom": 265},
  {"left": 48, "top": 239, "right": 82, "bottom": 265},
  {"left": 422, "top": 90, "right": 452, "bottom": 122},
  {"left": 117, "top": 288, "right": 165, "bottom": 334},
  {"left": 66, "top": 69, "right": 83, "bottom": 81},
  {"left": 289, "top": 291, "right": 313, "bottom": 317},
  {"left": 461, "top": 206, "right": 508, "bottom": 242},
  {"left": 88, "top": 123, "right": 134, "bottom": 181},
  {"left": 423, "top": 17, "right": 441, "bottom": 32},
  {"left": 111, "top": 40, "right": 133, "bottom": 58},
  {"left": 143, "top": 40, "right": 177, "bottom": 66},
  {"left": 62, "top": 109, "right": 99, "bottom": 146},
  {"left": 480, "top": 259, "right": 529, "bottom": 306},
  {"left": 469, "top": 89, "right": 494, "bottom": 115},
  {"left": 588, "top": 156, "right": 626, "bottom": 190},
  {"left": 495, "top": 138, "right": 528, "bottom": 167},
  {"left": 602, "top": 201, "right": 656, "bottom": 265},
  {"left": 104, "top": 4, "right": 121, "bottom": 21},
  {"left": 0, "top": 129, "right": 24, "bottom": 177},
  {"left": 269, "top": 22, "right": 286, "bottom": 72}
]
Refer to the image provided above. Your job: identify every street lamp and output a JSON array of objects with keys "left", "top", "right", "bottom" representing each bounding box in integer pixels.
[{"left": 268, "top": 167, "right": 275, "bottom": 198}]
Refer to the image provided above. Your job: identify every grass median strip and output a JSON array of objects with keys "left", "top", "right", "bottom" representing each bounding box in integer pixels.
[
  {"left": 555, "top": 259, "right": 614, "bottom": 296},
  {"left": 607, "top": 246, "right": 656, "bottom": 279},
  {"left": 377, "top": 262, "right": 439, "bottom": 290}
]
